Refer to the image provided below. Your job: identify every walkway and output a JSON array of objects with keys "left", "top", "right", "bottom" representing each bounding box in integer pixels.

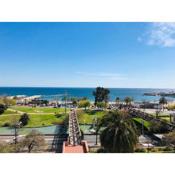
[
  {"left": 62, "top": 110, "right": 89, "bottom": 153},
  {"left": 128, "top": 108, "right": 175, "bottom": 131}
]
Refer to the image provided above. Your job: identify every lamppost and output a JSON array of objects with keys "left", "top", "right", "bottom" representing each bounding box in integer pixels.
[
  {"left": 14, "top": 121, "right": 22, "bottom": 145},
  {"left": 94, "top": 117, "right": 98, "bottom": 145}
]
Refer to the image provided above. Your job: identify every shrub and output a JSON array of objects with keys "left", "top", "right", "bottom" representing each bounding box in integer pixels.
[
  {"left": 78, "top": 100, "right": 90, "bottom": 110},
  {"left": 163, "top": 146, "right": 174, "bottom": 152},
  {"left": 19, "top": 113, "right": 30, "bottom": 126},
  {"left": 0, "top": 104, "right": 7, "bottom": 115},
  {"left": 135, "top": 148, "right": 147, "bottom": 153},
  {"left": 2, "top": 122, "right": 10, "bottom": 127},
  {"left": 167, "top": 104, "right": 175, "bottom": 110},
  {"left": 96, "top": 102, "right": 107, "bottom": 109},
  {"left": 22, "top": 130, "right": 45, "bottom": 153},
  {"left": 97, "top": 148, "right": 108, "bottom": 153},
  {"left": 55, "top": 113, "right": 62, "bottom": 118},
  {"left": 150, "top": 121, "right": 169, "bottom": 133},
  {"left": 52, "top": 121, "right": 64, "bottom": 125},
  {"left": 76, "top": 110, "right": 85, "bottom": 118}
]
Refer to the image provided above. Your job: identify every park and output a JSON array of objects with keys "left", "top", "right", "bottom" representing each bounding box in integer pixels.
[{"left": 0, "top": 87, "right": 175, "bottom": 153}]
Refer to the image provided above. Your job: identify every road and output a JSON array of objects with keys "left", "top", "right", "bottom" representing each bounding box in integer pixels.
[{"left": 0, "top": 134, "right": 100, "bottom": 145}]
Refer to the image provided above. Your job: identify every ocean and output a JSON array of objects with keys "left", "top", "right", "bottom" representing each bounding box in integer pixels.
[{"left": 0, "top": 87, "right": 175, "bottom": 102}]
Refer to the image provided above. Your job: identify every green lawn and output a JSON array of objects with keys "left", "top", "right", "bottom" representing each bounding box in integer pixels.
[
  {"left": 133, "top": 118, "right": 152, "bottom": 130},
  {"left": 77, "top": 110, "right": 107, "bottom": 124},
  {"left": 0, "top": 115, "right": 20, "bottom": 127},
  {"left": 3, "top": 109, "right": 18, "bottom": 115},
  {"left": 26, "top": 114, "right": 66, "bottom": 127},
  {"left": 10, "top": 106, "right": 69, "bottom": 113},
  {"left": 0, "top": 113, "right": 66, "bottom": 127},
  {"left": 159, "top": 116, "right": 170, "bottom": 122},
  {"left": 0, "top": 106, "right": 68, "bottom": 127}
]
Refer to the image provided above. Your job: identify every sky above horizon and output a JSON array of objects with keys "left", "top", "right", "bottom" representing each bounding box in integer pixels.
[{"left": 0, "top": 22, "right": 175, "bottom": 88}]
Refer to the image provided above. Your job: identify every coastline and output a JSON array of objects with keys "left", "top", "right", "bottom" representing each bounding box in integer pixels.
[{"left": 1, "top": 87, "right": 175, "bottom": 102}]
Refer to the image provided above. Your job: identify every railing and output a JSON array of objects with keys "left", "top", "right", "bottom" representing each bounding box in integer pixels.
[{"left": 68, "top": 110, "right": 82, "bottom": 146}]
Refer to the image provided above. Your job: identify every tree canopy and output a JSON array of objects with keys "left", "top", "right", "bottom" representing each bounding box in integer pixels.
[
  {"left": 19, "top": 113, "right": 30, "bottom": 126},
  {"left": 78, "top": 99, "right": 90, "bottom": 110},
  {"left": 99, "top": 111, "right": 138, "bottom": 153},
  {"left": 124, "top": 96, "right": 133, "bottom": 106},
  {"left": 22, "top": 130, "right": 45, "bottom": 153},
  {"left": 0, "top": 104, "right": 7, "bottom": 115},
  {"left": 93, "top": 87, "right": 110, "bottom": 105}
]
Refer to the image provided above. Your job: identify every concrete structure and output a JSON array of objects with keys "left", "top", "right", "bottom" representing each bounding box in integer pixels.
[{"left": 62, "top": 110, "right": 89, "bottom": 153}]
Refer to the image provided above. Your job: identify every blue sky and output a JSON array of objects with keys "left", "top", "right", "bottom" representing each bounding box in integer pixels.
[{"left": 0, "top": 22, "right": 175, "bottom": 88}]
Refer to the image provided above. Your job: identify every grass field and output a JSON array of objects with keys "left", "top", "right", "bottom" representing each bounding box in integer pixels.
[
  {"left": 3, "top": 109, "right": 18, "bottom": 115},
  {"left": 77, "top": 110, "right": 107, "bottom": 124},
  {"left": 0, "top": 106, "right": 156, "bottom": 129},
  {"left": 133, "top": 118, "right": 152, "bottom": 130},
  {"left": 0, "top": 115, "right": 21, "bottom": 127},
  {"left": 0, "top": 113, "right": 67, "bottom": 127},
  {"left": 0, "top": 106, "right": 107, "bottom": 127},
  {"left": 26, "top": 114, "right": 66, "bottom": 127},
  {"left": 10, "top": 106, "right": 68, "bottom": 113},
  {"left": 0, "top": 106, "right": 69, "bottom": 127}
]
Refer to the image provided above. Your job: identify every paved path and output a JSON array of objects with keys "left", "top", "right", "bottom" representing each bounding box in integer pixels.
[{"left": 128, "top": 108, "right": 175, "bottom": 130}]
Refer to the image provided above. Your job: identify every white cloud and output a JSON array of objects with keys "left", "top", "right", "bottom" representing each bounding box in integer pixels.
[
  {"left": 76, "top": 72, "right": 127, "bottom": 80},
  {"left": 140, "top": 23, "right": 175, "bottom": 47}
]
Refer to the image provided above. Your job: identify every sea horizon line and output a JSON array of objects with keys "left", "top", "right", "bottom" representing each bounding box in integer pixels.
[{"left": 0, "top": 86, "right": 175, "bottom": 90}]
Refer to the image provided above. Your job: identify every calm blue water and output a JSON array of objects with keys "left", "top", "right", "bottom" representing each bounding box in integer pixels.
[{"left": 0, "top": 87, "right": 175, "bottom": 102}]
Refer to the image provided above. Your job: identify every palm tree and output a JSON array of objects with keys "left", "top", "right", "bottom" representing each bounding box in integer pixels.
[
  {"left": 99, "top": 111, "right": 138, "bottom": 153},
  {"left": 159, "top": 97, "right": 167, "bottom": 111},
  {"left": 115, "top": 97, "right": 120, "bottom": 106},
  {"left": 124, "top": 96, "right": 133, "bottom": 107}
]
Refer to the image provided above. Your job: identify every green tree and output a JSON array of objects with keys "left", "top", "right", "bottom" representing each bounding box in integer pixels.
[
  {"left": 70, "top": 97, "right": 78, "bottom": 107},
  {"left": 99, "top": 111, "right": 138, "bottom": 153},
  {"left": 19, "top": 113, "right": 30, "bottom": 126},
  {"left": 0, "top": 104, "right": 7, "bottom": 115},
  {"left": 124, "top": 96, "right": 133, "bottom": 106},
  {"left": 93, "top": 87, "right": 110, "bottom": 105},
  {"left": 150, "top": 121, "right": 169, "bottom": 133},
  {"left": 78, "top": 100, "right": 90, "bottom": 110},
  {"left": 115, "top": 97, "right": 120, "bottom": 106},
  {"left": 96, "top": 102, "right": 107, "bottom": 109},
  {"left": 159, "top": 97, "right": 167, "bottom": 111},
  {"left": 1, "top": 97, "right": 16, "bottom": 106},
  {"left": 22, "top": 130, "right": 45, "bottom": 153}
]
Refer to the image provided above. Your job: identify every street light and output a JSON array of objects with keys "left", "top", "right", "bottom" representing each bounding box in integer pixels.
[
  {"left": 14, "top": 121, "right": 22, "bottom": 144},
  {"left": 94, "top": 117, "right": 98, "bottom": 146}
]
